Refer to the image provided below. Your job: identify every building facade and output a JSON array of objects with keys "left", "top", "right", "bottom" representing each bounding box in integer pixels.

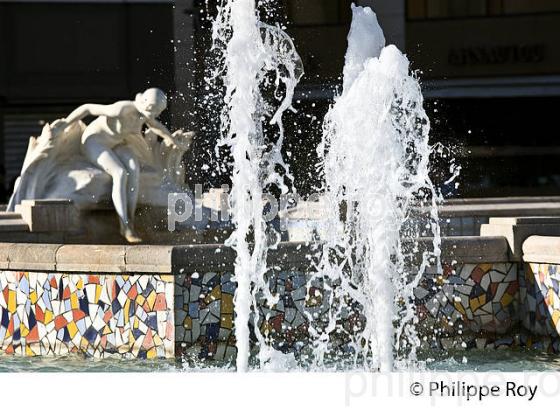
[
  {"left": 0, "top": 0, "right": 176, "bottom": 200},
  {"left": 405, "top": 0, "right": 560, "bottom": 196},
  {"left": 1, "top": 0, "right": 559, "bottom": 199}
]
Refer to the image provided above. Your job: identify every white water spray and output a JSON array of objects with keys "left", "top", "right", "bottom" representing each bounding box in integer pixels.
[
  {"left": 211, "top": 0, "right": 303, "bottom": 371},
  {"left": 312, "top": 5, "right": 441, "bottom": 371}
]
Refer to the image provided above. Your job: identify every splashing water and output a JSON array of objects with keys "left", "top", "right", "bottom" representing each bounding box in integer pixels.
[
  {"left": 211, "top": 0, "right": 303, "bottom": 371},
  {"left": 311, "top": 5, "right": 441, "bottom": 371},
  {"left": 211, "top": 0, "right": 440, "bottom": 371}
]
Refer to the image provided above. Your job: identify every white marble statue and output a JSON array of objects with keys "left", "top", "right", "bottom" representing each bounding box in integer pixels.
[{"left": 8, "top": 88, "right": 195, "bottom": 243}]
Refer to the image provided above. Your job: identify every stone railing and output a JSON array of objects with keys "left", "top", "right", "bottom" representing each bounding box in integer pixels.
[{"left": 439, "top": 196, "right": 560, "bottom": 236}]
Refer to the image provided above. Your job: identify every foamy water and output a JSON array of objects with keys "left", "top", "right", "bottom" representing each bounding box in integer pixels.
[
  {"left": 212, "top": 0, "right": 303, "bottom": 371},
  {"left": 212, "top": 1, "right": 440, "bottom": 372},
  {"left": 311, "top": 5, "right": 442, "bottom": 371}
]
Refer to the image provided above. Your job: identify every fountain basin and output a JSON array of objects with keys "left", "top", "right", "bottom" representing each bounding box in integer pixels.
[{"left": 0, "top": 235, "right": 558, "bottom": 362}]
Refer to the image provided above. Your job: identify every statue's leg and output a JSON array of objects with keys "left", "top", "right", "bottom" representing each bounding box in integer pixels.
[
  {"left": 82, "top": 138, "right": 130, "bottom": 229},
  {"left": 114, "top": 145, "right": 140, "bottom": 227}
]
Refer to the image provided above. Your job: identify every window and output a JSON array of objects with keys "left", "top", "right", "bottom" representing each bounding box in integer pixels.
[
  {"left": 502, "top": 0, "right": 560, "bottom": 15},
  {"left": 286, "top": 0, "right": 352, "bottom": 26},
  {"left": 407, "top": 0, "right": 560, "bottom": 20}
]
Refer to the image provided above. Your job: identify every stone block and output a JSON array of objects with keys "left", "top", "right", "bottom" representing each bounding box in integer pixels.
[
  {"left": 8, "top": 243, "right": 61, "bottom": 271},
  {"left": 481, "top": 217, "right": 560, "bottom": 261},
  {"left": 416, "top": 236, "right": 510, "bottom": 264},
  {"left": 0, "top": 212, "right": 29, "bottom": 233},
  {"left": 523, "top": 236, "right": 560, "bottom": 264},
  {"left": 125, "top": 245, "right": 173, "bottom": 273},
  {"left": 56, "top": 244, "right": 126, "bottom": 272},
  {"left": 15, "top": 199, "right": 76, "bottom": 232},
  {"left": 0, "top": 243, "right": 11, "bottom": 269}
]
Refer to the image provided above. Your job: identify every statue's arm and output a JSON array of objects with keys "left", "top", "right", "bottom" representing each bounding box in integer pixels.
[
  {"left": 64, "top": 103, "right": 122, "bottom": 124},
  {"left": 145, "top": 118, "right": 196, "bottom": 150},
  {"left": 145, "top": 118, "right": 175, "bottom": 144}
]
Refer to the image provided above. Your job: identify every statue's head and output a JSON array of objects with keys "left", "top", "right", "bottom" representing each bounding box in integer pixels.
[{"left": 135, "top": 88, "right": 167, "bottom": 119}]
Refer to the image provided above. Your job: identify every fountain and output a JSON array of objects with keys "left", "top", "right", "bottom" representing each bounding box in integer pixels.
[
  {"left": 2, "top": 0, "right": 557, "bottom": 375},
  {"left": 0, "top": 0, "right": 442, "bottom": 369},
  {"left": 212, "top": 1, "right": 440, "bottom": 371},
  {"left": 312, "top": 5, "right": 441, "bottom": 371},
  {"left": 211, "top": 0, "right": 303, "bottom": 371}
]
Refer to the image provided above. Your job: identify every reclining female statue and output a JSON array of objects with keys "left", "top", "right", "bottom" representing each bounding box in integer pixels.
[{"left": 9, "top": 88, "right": 195, "bottom": 243}]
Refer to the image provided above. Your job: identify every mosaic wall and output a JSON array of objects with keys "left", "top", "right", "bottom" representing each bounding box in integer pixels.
[
  {"left": 0, "top": 262, "right": 533, "bottom": 360},
  {"left": 175, "top": 271, "right": 237, "bottom": 362},
  {"left": 521, "top": 263, "right": 560, "bottom": 336},
  {"left": 0, "top": 271, "right": 174, "bottom": 358},
  {"left": 174, "top": 263, "right": 521, "bottom": 362},
  {"left": 415, "top": 263, "right": 519, "bottom": 340},
  {"left": 174, "top": 270, "right": 337, "bottom": 362}
]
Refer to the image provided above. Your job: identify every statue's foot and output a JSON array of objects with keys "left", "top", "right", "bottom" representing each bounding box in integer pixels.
[{"left": 122, "top": 227, "right": 142, "bottom": 244}]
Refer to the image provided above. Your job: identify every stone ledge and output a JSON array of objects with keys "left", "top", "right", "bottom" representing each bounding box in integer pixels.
[
  {"left": 125, "top": 245, "right": 173, "bottom": 273},
  {"left": 0, "top": 243, "right": 62, "bottom": 270},
  {"left": 0, "top": 244, "right": 10, "bottom": 269},
  {"left": 481, "top": 217, "right": 560, "bottom": 261},
  {"left": 0, "top": 243, "right": 175, "bottom": 273},
  {"left": 172, "top": 244, "right": 234, "bottom": 273},
  {"left": 170, "top": 241, "right": 318, "bottom": 273},
  {"left": 56, "top": 244, "right": 127, "bottom": 273},
  {"left": 438, "top": 202, "right": 560, "bottom": 218},
  {"left": 417, "top": 236, "right": 511, "bottom": 263},
  {"left": 8, "top": 243, "right": 61, "bottom": 271},
  {"left": 522, "top": 236, "right": 560, "bottom": 264},
  {"left": 0, "top": 236, "right": 514, "bottom": 274},
  {"left": 444, "top": 236, "right": 510, "bottom": 261}
]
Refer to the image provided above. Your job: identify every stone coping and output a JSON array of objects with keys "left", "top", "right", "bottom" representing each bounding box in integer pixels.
[
  {"left": 438, "top": 202, "right": 560, "bottom": 217},
  {"left": 481, "top": 218, "right": 560, "bottom": 261},
  {"left": 0, "top": 242, "right": 315, "bottom": 274},
  {"left": 522, "top": 236, "right": 560, "bottom": 264},
  {"left": 283, "top": 197, "right": 560, "bottom": 221},
  {"left": 0, "top": 236, "right": 512, "bottom": 274},
  {"left": 489, "top": 216, "right": 560, "bottom": 225},
  {"left": 444, "top": 196, "right": 560, "bottom": 205},
  {"left": 0, "top": 243, "right": 162, "bottom": 273},
  {"left": 416, "top": 236, "right": 510, "bottom": 263}
]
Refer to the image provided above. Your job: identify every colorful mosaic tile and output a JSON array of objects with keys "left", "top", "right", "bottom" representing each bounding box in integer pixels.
[
  {"left": 10, "top": 261, "right": 553, "bottom": 358},
  {"left": 174, "top": 271, "right": 238, "bottom": 362},
  {"left": 521, "top": 263, "right": 560, "bottom": 336},
  {"left": 256, "top": 271, "right": 338, "bottom": 356},
  {"left": 0, "top": 271, "right": 174, "bottom": 358},
  {"left": 415, "top": 263, "right": 519, "bottom": 336},
  {"left": 0, "top": 262, "right": 528, "bottom": 360},
  {"left": 174, "top": 262, "right": 522, "bottom": 361},
  {"left": 174, "top": 269, "right": 342, "bottom": 362}
]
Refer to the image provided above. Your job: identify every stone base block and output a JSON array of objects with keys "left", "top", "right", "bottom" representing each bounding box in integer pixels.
[{"left": 15, "top": 199, "right": 76, "bottom": 233}]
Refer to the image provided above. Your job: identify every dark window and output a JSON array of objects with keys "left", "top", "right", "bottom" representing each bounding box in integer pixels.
[
  {"left": 407, "top": 0, "right": 560, "bottom": 20},
  {"left": 286, "top": 0, "right": 352, "bottom": 26}
]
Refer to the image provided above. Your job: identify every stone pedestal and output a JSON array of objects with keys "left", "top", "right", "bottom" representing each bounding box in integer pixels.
[
  {"left": 14, "top": 199, "right": 76, "bottom": 232},
  {"left": 0, "top": 195, "right": 232, "bottom": 245}
]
